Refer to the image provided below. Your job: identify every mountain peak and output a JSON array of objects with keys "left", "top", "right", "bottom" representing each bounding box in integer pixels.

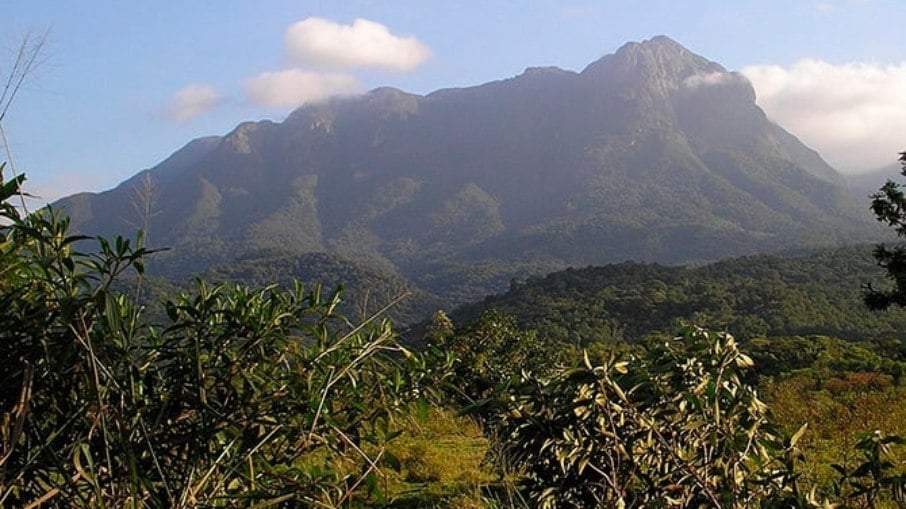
[
  {"left": 638, "top": 35, "right": 688, "bottom": 51},
  {"left": 615, "top": 35, "right": 714, "bottom": 66},
  {"left": 581, "top": 36, "right": 724, "bottom": 90}
]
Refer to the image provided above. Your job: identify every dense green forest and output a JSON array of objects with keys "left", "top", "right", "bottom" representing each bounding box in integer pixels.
[
  {"left": 448, "top": 247, "right": 906, "bottom": 384},
  {"left": 453, "top": 246, "right": 906, "bottom": 344},
  {"left": 4, "top": 162, "right": 906, "bottom": 507}
]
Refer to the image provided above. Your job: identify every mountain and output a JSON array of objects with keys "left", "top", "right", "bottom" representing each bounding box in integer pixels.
[{"left": 55, "top": 36, "right": 881, "bottom": 309}]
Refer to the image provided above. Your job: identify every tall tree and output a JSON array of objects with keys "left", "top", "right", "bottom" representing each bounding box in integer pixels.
[{"left": 866, "top": 151, "right": 906, "bottom": 309}]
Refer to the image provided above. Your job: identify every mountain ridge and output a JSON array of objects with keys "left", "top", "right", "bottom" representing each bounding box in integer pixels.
[{"left": 54, "top": 36, "right": 883, "bottom": 308}]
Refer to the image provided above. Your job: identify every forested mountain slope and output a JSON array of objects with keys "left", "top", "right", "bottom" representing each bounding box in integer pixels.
[
  {"left": 56, "top": 36, "right": 881, "bottom": 305},
  {"left": 451, "top": 245, "right": 906, "bottom": 348}
]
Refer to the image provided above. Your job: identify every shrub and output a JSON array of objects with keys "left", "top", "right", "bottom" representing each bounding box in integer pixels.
[
  {"left": 0, "top": 170, "right": 429, "bottom": 507},
  {"left": 492, "top": 326, "right": 813, "bottom": 508}
]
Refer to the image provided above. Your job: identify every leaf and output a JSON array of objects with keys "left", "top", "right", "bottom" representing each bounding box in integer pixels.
[
  {"left": 852, "top": 462, "right": 874, "bottom": 478},
  {"left": 416, "top": 396, "right": 429, "bottom": 422},
  {"left": 383, "top": 450, "right": 402, "bottom": 472},
  {"left": 165, "top": 301, "right": 179, "bottom": 322},
  {"left": 540, "top": 487, "right": 557, "bottom": 501},
  {"left": 789, "top": 422, "right": 808, "bottom": 448},
  {"left": 734, "top": 353, "right": 754, "bottom": 369},
  {"left": 73, "top": 443, "right": 96, "bottom": 484},
  {"left": 611, "top": 381, "right": 627, "bottom": 402},
  {"left": 577, "top": 456, "right": 589, "bottom": 474},
  {"left": 0, "top": 173, "right": 25, "bottom": 201},
  {"left": 105, "top": 291, "right": 123, "bottom": 333}
]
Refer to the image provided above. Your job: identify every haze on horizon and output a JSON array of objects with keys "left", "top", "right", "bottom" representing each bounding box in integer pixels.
[{"left": 4, "top": 1, "right": 906, "bottom": 202}]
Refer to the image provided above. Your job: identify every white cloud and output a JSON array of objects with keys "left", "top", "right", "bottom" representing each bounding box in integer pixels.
[
  {"left": 166, "top": 84, "right": 225, "bottom": 123},
  {"left": 743, "top": 59, "right": 906, "bottom": 172},
  {"left": 284, "top": 17, "right": 430, "bottom": 71},
  {"left": 237, "top": 17, "right": 428, "bottom": 112},
  {"left": 244, "top": 69, "right": 360, "bottom": 107},
  {"left": 683, "top": 71, "right": 744, "bottom": 89}
]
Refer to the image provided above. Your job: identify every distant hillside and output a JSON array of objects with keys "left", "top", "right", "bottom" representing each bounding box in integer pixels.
[
  {"left": 451, "top": 245, "right": 906, "bottom": 346},
  {"left": 847, "top": 163, "right": 901, "bottom": 202},
  {"left": 55, "top": 36, "right": 882, "bottom": 307},
  {"left": 200, "top": 251, "right": 443, "bottom": 325}
]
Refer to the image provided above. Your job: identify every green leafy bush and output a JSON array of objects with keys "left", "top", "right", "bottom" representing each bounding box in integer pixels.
[
  {"left": 434, "top": 310, "right": 555, "bottom": 406},
  {"left": 492, "top": 326, "right": 815, "bottom": 508},
  {"left": 0, "top": 169, "right": 431, "bottom": 507}
]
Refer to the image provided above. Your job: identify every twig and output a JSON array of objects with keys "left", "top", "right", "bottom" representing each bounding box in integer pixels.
[{"left": 0, "top": 28, "right": 50, "bottom": 123}]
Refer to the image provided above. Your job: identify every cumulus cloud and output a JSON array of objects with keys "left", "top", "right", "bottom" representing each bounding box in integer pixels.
[
  {"left": 166, "top": 84, "right": 225, "bottom": 123},
  {"left": 244, "top": 69, "right": 360, "bottom": 107},
  {"left": 743, "top": 60, "right": 906, "bottom": 172},
  {"left": 285, "top": 17, "right": 430, "bottom": 71}
]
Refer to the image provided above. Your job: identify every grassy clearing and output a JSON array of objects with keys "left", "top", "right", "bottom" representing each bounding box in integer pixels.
[
  {"left": 381, "top": 408, "right": 495, "bottom": 508},
  {"left": 763, "top": 373, "right": 906, "bottom": 492}
]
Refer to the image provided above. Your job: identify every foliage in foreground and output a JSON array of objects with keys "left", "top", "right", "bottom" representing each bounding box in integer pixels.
[
  {"left": 488, "top": 326, "right": 906, "bottom": 508},
  {"left": 492, "top": 327, "right": 803, "bottom": 508},
  {"left": 0, "top": 168, "right": 439, "bottom": 506}
]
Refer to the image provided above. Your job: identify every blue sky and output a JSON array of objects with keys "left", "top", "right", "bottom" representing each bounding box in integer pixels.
[{"left": 4, "top": 0, "right": 906, "bottom": 202}]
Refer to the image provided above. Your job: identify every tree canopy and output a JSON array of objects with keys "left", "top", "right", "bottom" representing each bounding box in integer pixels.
[{"left": 866, "top": 151, "right": 906, "bottom": 310}]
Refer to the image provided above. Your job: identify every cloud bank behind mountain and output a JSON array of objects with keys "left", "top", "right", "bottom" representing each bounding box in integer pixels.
[{"left": 744, "top": 59, "right": 906, "bottom": 173}]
